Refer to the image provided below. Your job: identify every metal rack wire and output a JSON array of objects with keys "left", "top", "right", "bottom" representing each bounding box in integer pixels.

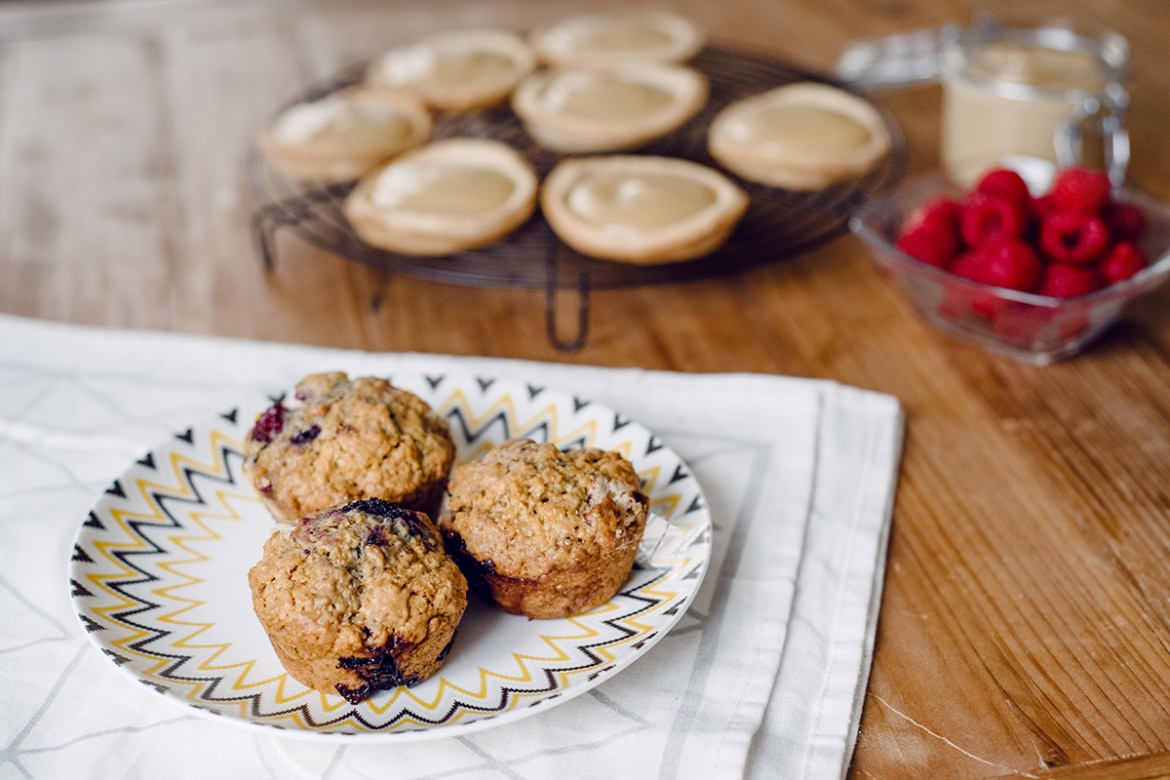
[{"left": 248, "top": 44, "right": 907, "bottom": 350}]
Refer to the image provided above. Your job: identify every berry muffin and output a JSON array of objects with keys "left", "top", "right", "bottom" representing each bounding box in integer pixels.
[
  {"left": 441, "top": 438, "right": 650, "bottom": 619},
  {"left": 248, "top": 498, "right": 468, "bottom": 703},
  {"left": 243, "top": 372, "right": 455, "bottom": 522}
]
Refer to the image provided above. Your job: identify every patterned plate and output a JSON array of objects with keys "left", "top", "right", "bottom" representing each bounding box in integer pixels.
[{"left": 68, "top": 374, "right": 711, "bottom": 741}]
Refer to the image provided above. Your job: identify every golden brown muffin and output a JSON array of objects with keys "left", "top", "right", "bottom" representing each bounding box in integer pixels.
[
  {"left": 441, "top": 438, "right": 649, "bottom": 619},
  {"left": 248, "top": 499, "right": 468, "bottom": 703},
  {"left": 243, "top": 372, "right": 455, "bottom": 522}
]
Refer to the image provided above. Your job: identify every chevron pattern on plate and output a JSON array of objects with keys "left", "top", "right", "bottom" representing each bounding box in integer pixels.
[{"left": 70, "top": 374, "right": 711, "bottom": 740}]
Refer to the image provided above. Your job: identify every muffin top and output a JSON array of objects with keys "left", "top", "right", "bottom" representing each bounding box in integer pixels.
[{"left": 244, "top": 372, "right": 455, "bottom": 521}]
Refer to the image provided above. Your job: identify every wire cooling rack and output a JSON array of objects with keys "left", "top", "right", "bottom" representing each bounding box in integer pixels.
[{"left": 248, "top": 44, "right": 907, "bottom": 349}]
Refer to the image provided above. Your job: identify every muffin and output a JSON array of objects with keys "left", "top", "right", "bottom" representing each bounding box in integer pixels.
[
  {"left": 248, "top": 498, "right": 468, "bottom": 703},
  {"left": 243, "top": 372, "right": 455, "bottom": 522},
  {"left": 441, "top": 438, "right": 650, "bottom": 619}
]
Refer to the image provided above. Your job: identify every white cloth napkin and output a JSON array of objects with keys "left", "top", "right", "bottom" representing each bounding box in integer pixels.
[{"left": 0, "top": 313, "right": 902, "bottom": 780}]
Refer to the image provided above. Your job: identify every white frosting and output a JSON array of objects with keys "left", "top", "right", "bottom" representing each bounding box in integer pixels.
[
  {"left": 272, "top": 97, "right": 349, "bottom": 143},
  {"left": 370, "top": 162, "right": 443, "bottom": 209},
  {"left": 272, "top": 95, "right": 410, "bottom": 145},
  {"left": 374, "top": 44, "right": 437, "bottom": 85}
]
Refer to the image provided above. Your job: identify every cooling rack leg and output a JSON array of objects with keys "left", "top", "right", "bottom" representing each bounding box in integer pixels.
[
  {"left": 252, "top": 209, "right": 280, "bottom": 272},
  {"left": 545, "top": 275, "right": 590, "bottom": 352}
]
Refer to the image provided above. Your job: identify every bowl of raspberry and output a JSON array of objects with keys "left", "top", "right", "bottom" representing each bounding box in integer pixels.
[{"left": 850, "top": 164, "right": 1170, "bottom": 364}]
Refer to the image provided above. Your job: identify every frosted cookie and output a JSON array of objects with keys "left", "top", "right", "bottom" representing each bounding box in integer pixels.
[
  {"left": 541, "top": 155, "right": 748, "bottom": 264},
  {"left": 343, "top": 138, "right": 538, "bottom": 256},
  {"left": 243, "top": 372, "right": 455, "bottom": 522},
  {"left": 259, "top": 85, "right": 432, "bottom": 183},
  {"left": 530, "top": 10, "right": 704, "bottom": 66},
  {"left": 511, "top": 62, "right": 707, "bottom": 153},
  {"left": 366, "top": 29, "right": 536, "bottom": 111},
  {"left": 707, "top": 82, "right": 891, "bottom": 190},
  {"left": 441, "top": 438, "right": 650, "bottom": 619},
  {"left": 248, "top": 499, "right": 468, "bottom": 703}
]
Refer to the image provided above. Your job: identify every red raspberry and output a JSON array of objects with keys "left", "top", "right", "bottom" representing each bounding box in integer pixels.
[
  {"left": 992, "top": 302, "right": 1049, "bottom": 346},
  {"left": 1038, "top": 264, "right": 1103, "bottom": 299},
  {"left": 975, "top": 239, "right": 1043, "bottom": 292},
  {"left": 1050, "top": 167, "right": 1112, "bottom": 214},
  {"left": 1100, "top": 241, "right": 1148, "bottom": 284},
  {"left": 948, "top": 249, "right": 986, "bottom": 280},
  {"left": 975, "top": 168, "right": 1031, "bottom": 210},
  {"left": 896, "top": 221, "right": 958, "bottom": 268},
  {"left": 903, "top": 196, "right": 961, "bottom": 234},
  {"left": 1039, "top": 211, "right": 1111, "bottom": 265},
  {"left": 960, "top": 193, "right": 1027, "bottom": 246},
  {"left": 1030, "top": 192, "right": 1058, "bottom": 223},
  {"left": 1102, "top": 201, "right": 1148, "bottom": 242},
  {"left": 946, "top": 249, "right": 1001, "bottom": 317}
]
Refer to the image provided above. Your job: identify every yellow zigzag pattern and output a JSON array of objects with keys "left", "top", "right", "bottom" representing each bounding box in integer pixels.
[
  {"left": 81, "top": 382, "right": 703, "bottom": 731},
  {"left": 88, "top": 429, "right": 240, "bottom": 674}
]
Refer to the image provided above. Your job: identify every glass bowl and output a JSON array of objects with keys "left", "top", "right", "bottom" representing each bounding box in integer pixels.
[{"left": 850, "top": 170, "right": 1170, "bottom": 365}]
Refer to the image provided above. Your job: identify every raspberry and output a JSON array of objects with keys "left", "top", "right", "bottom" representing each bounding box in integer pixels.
[
  {"left": 250, "top": 400, "right": 287, "bottom": 443},
  {"left": 1102, "top": 201, "right": 1148, "bottom": 242},
  {"left": 1038, "top": 264, "right": 1103, "bottom": 299},
  {"left": 1039, "top": 211, "right": 1111, "bottom": 265},
  {"left": 960, "top": 193, "right": 1027, "bottom": 246},
  {"left": 975, "top": 239, "right": 1043, "bottom": 292},
  {"left": 1100, "top": 241, "right": 1148, "bottom": 284},
  {"left": 1050, "top": 167, "right": 1112, "bottom": 214},
  {"left": 903, "top": 196, "right": 961, "bottom": 234},
  {"left": 975, "top": 168, "right": 1031, "bottom": 210},
  {"left": 1030, "top": 192, "right": 1058, "bottom": 223},
  {"left": 948, "top": 249, "right": 986, "bottom": 281},
  {"left": 946, "top": 249, "right": 1001, "bottom": 317},
  {"left": 992, "top": 302, "right": 1049, "bottom": 345},
  {"left": 896, "top": 221, "right": 958, "bottom": 268}
]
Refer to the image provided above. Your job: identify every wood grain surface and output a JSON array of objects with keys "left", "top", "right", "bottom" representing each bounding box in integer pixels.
[{"left": 3, "top": 1, "right": 1170, "bottom": 777}]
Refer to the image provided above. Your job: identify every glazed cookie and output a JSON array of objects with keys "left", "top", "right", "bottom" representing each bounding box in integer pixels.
[
  {"left": 343, "top": 138, "right": 538, "bottom": 257},
  {"left": 707, "top": 82, "right": 892, "bottom": 190},
  {"left": 366, "top": 29, "right": 536, "bottom": 111},
  {"left": 259, "top": 85, "right": 431, "bottom": 183},
  {"left": 511, "top": 62, "right": 707, "bottom": 153},
  {"left": 441, "top": 438, "right": 650, "bottom": 619},
  {"left": 243, "top": 372, "right": 455, "bottom": 522},
  {"left": 248, "top": 499, "right": 468, "bottom": 703},
  {"left": 541, "top": 154, "right": 748, "bottom": 264},
  {"left": 529, "top": 10, "right": 705, "bottom": 66}
]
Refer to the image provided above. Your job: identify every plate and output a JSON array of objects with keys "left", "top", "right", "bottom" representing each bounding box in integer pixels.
[{"left": 68, "top": 373, "right": 711, "bottom": 741}]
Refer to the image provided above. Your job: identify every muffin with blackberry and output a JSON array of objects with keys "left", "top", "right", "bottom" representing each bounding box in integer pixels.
[
  {"left": 248, "top": 498, "right": 468, "bottom": 703},
  {"left": 243, "top": 372, "right": 455, "bottom": 522},
  {"left": 441, "top": 438, "right": 649, "bottom": 619}
]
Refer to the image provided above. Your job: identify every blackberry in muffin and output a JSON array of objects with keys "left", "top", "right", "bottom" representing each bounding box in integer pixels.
[
  {"left": 243, "top": 372, "right": 455, "bottom": 522},
  {"left": 247, "top": 498, "right": 468, "bottom": 703}
]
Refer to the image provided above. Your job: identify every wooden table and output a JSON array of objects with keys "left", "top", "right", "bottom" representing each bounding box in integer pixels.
[{"left": 4, "top": 0, "right": 1170, "bottom": 776}]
